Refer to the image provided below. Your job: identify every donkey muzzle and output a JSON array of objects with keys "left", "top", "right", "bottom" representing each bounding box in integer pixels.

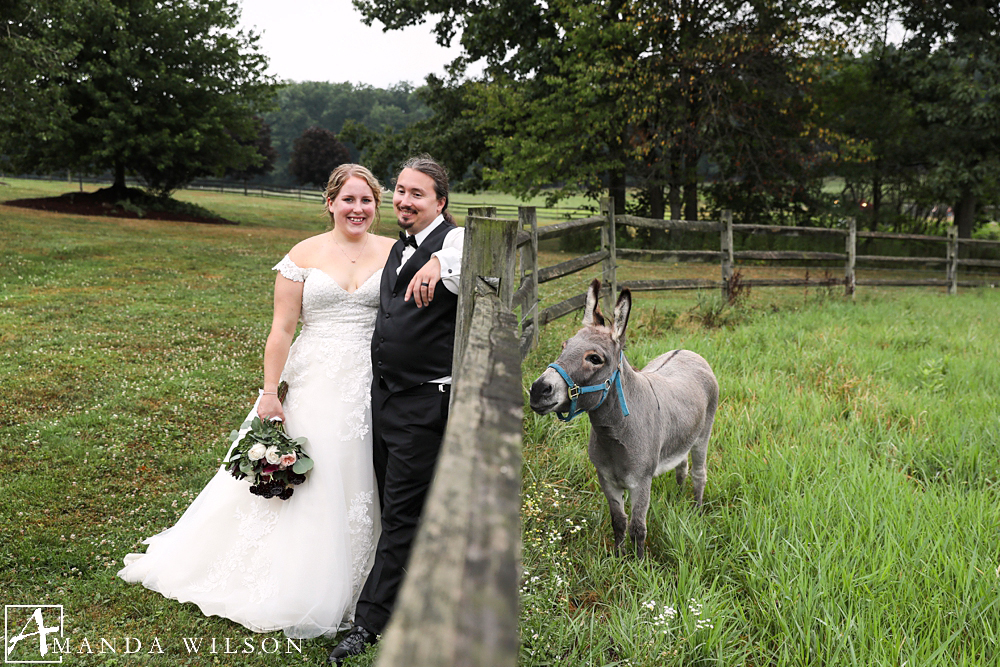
[{"left": 528, "top": 367, "right": 568, "bottom": 415}]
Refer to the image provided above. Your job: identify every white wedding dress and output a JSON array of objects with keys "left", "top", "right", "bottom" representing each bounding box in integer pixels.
[{"left": 119, "top": 256, "right": 381, "bottom": 638}]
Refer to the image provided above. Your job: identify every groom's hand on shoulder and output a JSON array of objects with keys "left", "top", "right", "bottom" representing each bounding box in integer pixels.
[{"left": 405, "top": 256, "right": 441, "bottom": 308}]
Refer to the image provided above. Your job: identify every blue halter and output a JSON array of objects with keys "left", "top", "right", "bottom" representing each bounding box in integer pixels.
[{"left": 548, "top": 351, "right": 630, "bottom": 422}]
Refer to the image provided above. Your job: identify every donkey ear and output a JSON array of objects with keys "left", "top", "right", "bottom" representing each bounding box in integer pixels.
[
  {"left": 583, "top": 279, "right": 605, "bottom": 327},
  {"left": 612, "top": 288, "right": 632, "bottom": 343}
]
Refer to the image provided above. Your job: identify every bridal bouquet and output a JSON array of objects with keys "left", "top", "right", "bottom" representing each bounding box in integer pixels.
[{"left": 225, "top": 412, "right": 314, "bottom": 501}]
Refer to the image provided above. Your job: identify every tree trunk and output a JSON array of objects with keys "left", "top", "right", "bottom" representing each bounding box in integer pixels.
[
  {"left": 869, "top": 173, "right": 882, "bottom": 232},
  {"left": 111, "top": 161, "right": 127, "bottom": 199},
  {"left": 668, "top": 147, "right": 682, "bottom": 220},
  {"left": 609, "top": 169, "right": 626, "bottom": 215},
  {"left": 954, "top": 190, "right": 977, "bottom": 240},
  {"left": 683, "top": 149, "right": 699, "bottom": 221},
  {"left": 647, "top": 182, "right": 665, "bottom": 220}
]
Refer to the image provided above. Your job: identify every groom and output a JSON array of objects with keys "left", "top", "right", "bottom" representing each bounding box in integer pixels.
[{"left": 330, "top": 155, "right": 464, "bottom": 665}]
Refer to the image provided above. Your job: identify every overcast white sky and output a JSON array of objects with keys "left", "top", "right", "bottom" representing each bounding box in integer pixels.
[{"left": 236, "top": 0, "right": 470, "bottom": 88}]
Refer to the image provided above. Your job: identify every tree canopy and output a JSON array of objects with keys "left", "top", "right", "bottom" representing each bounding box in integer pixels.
[
  {"left": 356, "top": 0, "right": 851, "bottom": 219},
  {"left": 0, "top": 0, "right": 278, "bottom": 196},
  {"left": 288, "top": 126, "right": 350, "bottom": 187},
  {"left": 893, "top": 0, "right": 1000, "bottom": 237},
  {"left": 340, "top": 75, "right": 492, "bottom": 189},
  {"left": 351, "top": 0, "right": 998, "bottom": 236}
]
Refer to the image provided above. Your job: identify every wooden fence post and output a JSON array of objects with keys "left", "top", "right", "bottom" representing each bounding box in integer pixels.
[
  {"left": 721, "top": 210, "right": 734, "bottom": 300},
  {"left": 600, "top": 197, "right": 617, "bottom": 310},
  {"left": 947, "top": 225, "right": 958, "bottom": 295},
  {"left": 375, "top": 292, "right": 522, "bottom": 667},
  {"left": 845, "top": 216, "right": 856, "bottom": 298},
  {"left": 454, "top": 207, "right": 516, "bottom": 372},
  {"left": 374, "top": 206, "right": 522, "bottom": 667},
  {"left": 519, "top": 206, "right": 540, "bottom": 349}
]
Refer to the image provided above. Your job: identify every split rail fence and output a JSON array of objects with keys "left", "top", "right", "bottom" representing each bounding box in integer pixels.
[{"left": 508, "top": 201, "right": 1000, "bottom": 359}]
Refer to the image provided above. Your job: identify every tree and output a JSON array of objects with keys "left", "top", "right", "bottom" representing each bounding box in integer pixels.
[
  {"left": 226, "top": 116, "right": 278, "bottom": 191},
  {"left": 814, "top": 47, "right": 931, "bottom": 232},
  {"left": 0, "top": 0, "right": 277, "bottom": 196},
  {"left": 355, "top": 0, "right": 848, "bottom": 217},
  {"left": 288, "top": 126, "right": 350, "bottom": 186},
  {"left": 890, "top": 0, "right": 1000, "bottom": 238}
]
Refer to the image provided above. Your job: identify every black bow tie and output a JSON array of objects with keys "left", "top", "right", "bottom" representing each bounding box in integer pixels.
[{"left": 399, "top": 232, "right": 418, "bottom": 249}]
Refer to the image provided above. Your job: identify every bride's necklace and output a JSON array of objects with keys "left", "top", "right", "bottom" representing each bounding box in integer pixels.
[{"left": 332, "top": 231, "right": 368, "bottom": 264}]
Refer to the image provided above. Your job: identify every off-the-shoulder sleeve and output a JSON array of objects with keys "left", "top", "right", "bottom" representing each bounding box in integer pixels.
[{"left": 272, "top": 255, "right": 309, "bottom": 282}]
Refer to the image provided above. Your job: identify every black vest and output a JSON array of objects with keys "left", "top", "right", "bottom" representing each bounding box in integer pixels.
[{"left": 372, "top": 221, "right": 459, "bottom": 393}]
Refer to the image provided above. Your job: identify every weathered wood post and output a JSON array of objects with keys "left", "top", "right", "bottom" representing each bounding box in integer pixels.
[
  {"left": 721, "top": 209, "right": 734, "bottom": 300},
  {"left": 374, "top": 206, "right": 522, "bottom": 667},
  {"left": 600, "top": 197, "right": 618, "bottom": 312},
  {"left": 947, "top": 225, "right": 958, "bottom": 295},
  {"left": 453, "top": 207, "right": 516, "bottom": 373},
  {"left": 452, "top": 206, "right": 500, "bottom": 368},
  {"left": 845, "top": 216, "right": 856, "bottom": 298},
  {"left": 519, "top": 206, "right": 540, "bottom": 350}
]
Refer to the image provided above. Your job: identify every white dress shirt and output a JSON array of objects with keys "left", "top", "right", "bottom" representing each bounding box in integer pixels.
[{"left": 397, "top": 214, "right": 464, "bottom": 294}]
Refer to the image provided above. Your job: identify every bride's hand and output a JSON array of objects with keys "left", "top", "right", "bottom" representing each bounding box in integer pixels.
[{"left": 258, "top": 394, "right": 285, "bottom": 422}]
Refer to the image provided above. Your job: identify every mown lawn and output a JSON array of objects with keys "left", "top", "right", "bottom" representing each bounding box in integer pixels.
[{"left": 2, "top": 178, "right": 998, "bottom": 666}]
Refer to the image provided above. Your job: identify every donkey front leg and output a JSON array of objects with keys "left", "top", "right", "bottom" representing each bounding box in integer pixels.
[
  {"left": 627, "top": 480, "right": 653, "bottom": 559},
  {"left": 596, "top": 473, "right": 629, "bottom": 555}
]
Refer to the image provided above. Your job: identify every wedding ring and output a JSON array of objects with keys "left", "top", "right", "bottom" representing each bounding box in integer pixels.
[{"left": 421, "top": 282, "right": 429, "bottom": 287}]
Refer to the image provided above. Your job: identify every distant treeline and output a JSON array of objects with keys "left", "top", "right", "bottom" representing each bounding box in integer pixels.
[{"left": 260, "top": 81, "right": 430, "bottom": 188}]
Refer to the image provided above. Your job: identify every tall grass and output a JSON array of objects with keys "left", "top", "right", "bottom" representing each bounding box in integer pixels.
[
  {"left": 521, "top": 289, "right": 1000, "bottom": 666},
  {"left": 2, "top": 178, "right": 998, "bottom": 665}
]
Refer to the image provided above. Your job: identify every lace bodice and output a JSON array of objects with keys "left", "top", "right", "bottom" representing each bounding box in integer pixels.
[{"left": 273, "top": 255, "right": 381, "bottom": 441}]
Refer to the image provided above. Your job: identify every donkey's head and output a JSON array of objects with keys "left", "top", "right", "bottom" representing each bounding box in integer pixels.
[{"left": 529, "top": 279, "right": 632, "bottom": 418}]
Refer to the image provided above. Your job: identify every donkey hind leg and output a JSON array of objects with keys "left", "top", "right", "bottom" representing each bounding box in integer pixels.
[
  {"left": 626, "top": 481, "right": 652, "bottom": 560},
  {"left": 689, "top": 433, "right": 710, "bottom": 507},
  {"left": 597, "top": 473, "right": 629, "bottom": 555},
  {"left": 674, "top": 456, "right": 688, "bottom": 487}
]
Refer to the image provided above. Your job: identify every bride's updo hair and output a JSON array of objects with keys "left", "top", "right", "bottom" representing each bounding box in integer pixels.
[{"left": 324, "top": 164, "right": 383, "bottom": 231}]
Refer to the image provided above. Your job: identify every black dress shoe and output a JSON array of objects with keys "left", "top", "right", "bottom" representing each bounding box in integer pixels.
[{"left": 328, "top": 626, "right": 377, "bottom": 665}]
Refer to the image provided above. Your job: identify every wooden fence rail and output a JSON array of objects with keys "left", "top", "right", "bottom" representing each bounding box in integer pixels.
[{"left": 501, "top": 201, "right": 1000, "bottom": 358}]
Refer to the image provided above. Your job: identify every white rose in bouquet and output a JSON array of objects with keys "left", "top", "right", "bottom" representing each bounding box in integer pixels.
[
  {"left": 265, "top": 446, "right": 281, "bottom": 465},
  {"left": 247, "top": 443, "right": 267, "bottom": 461}
]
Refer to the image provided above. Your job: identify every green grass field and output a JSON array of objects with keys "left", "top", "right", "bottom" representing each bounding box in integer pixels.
[{"left": 2, "top": 178, "right": 998, "bottom": 666}]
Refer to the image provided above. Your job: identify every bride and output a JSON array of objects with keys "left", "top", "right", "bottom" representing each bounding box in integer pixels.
[{"left": 119, "top": 164, "right": 396, "bottom": 638}]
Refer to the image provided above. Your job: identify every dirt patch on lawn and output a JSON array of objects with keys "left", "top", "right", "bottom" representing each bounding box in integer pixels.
[{"left": 4, "top": 187, "right": 236, "bottom": 224}]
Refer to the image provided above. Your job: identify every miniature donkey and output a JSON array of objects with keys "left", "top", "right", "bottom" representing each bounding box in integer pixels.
[{"left": 529, "top": 279, "right": 718, "bottom": 558}]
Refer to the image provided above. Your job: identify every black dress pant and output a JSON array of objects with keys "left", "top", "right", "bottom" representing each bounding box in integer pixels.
[{"left": 353, "top": 379, "right": 449, "bottom": 634}]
